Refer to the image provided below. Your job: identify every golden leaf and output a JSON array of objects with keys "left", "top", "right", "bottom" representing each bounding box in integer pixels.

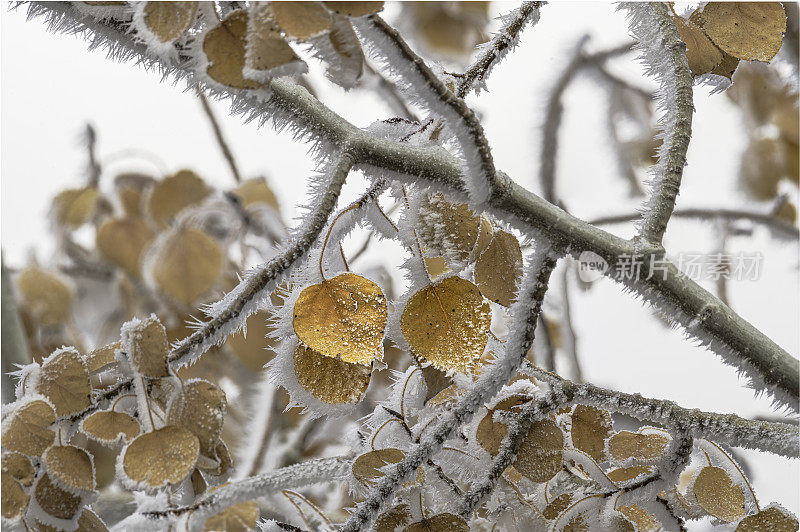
[
  {"left": 272, "top": 1, "right": 332, "bottom": 40},
  {"left": 736, "top": 506, "right": 799, "bottom": 531},
  {"left": 34, "top": 473, "right": 83, "bottom": 520},
  {"left": 16, "top": 267, "right": 73, "bottom": 327},
  {"left": 474, "top": 229, "right": 523, "bottom": 306},
  {"left": 375, "top": 504, "right": 412, "bottom": 532},
  {"left": 693, "top": 466, "right": 746, "bottom": 522},
  {"left": 121, "top": 426, "right": 200, "bottom": 490},
  {"left": 672, "top": 15, "right": 723, "bottom": 76},
  {"left": 516, "top": 418, "right": 564, "bottom": 483},
  {"left": 1, "top": 474, "right": 29, "bottom": 520},
  {"left": 148, "top": 169, "right": 210, "bottom": 229},
  {"left": 422, "top": 365, "right": 453, "bottom": 404},
  {"left": 618, "top": 505, "right": 661, "bottom": 532},
  {"left": 1, "top": 399, "right": 56, "bottom": 456},
  {"left": 417, "top": 195, "right": 481, "bottom": 264},
  {"left": 2, "top": 452, "right": 35, "bottom": 487},
  {"left": 123, "top": 315, "right": 169, "bottom": 378},
  {"left": 226, "top": 310, "right": 278, "bottom": 372},
  {"left": 476, "top": 396, "right": 529, "bottom": 456},
  {"left": 74, "top": 508, "right": 109, "bottom": 532},
  {"left": 324, "top": 1, "right": 384, "bottom": 17},
  {"left": 401, "top": 276, "right": 491, "bottom": 373},
  {"left": 608, "top": 430, "right": 670, "bottom": 462},
  {"left": 204, "top": 500, "right": 259, "bottom": 532},
  {"left": 167, "top": 379, "right": 227, "bottom": 455},
  {"left": 43, "top": 445, "right": 96, "bottom": 493},
  {"left": 292, "top": 272, "right": 388, "bottom": 365},
  {"left": 143, "top": 1, "right": 198, "bottom": 43},
  {"left": 86, "top": 342, "right": 120, "bottom": 374},
  {"left": 80, "top": 411, "right": 141, "bottom": 445},
  {"left": 232, "top": 177, "right": 280, "bottom": 211},
  {"left": 473, "top": 216, "right": 493, "bottom": 258},
  {"left": 293, "top": 344, "right": 371, "bottom": 404},
  {"left": 96, "top": 216, "right": 155, "bottom": 279},
  {"left": 151, "top": 227, "right": 224, "bottom": 306},
  {"left": 424, "top": 255, "right": 449, "bottom": 280},
  {"left": 352, "top": 448, "right": 405, "bottom": 487},
  {"left": 204, "top": 10, "right": 265, "bottom": 89},
  {"left": 570, "top": 405, "right": 612, "bottom": 462},
  {"left": 405, "top": 513, "right": 469, "bottom": 532},
  {"left": 698, "top": 2, "right": 786, "bottom": 62},
  {"left": 244, "top": 5, "right": 305, "bottom": 80},
  {"left": 543, "top": 493, "right": 573, "bottom": 520},
  {"left": 52, "top": 186, "right": 100, "bottom": 229},
  {"left": 408, "top": 2, "right": 489, "bottom": 58},
  {"left": 607, "top": 465, "right": 652, "bottom": 483},
  {"left": 711, "top": 49, "right": 740, "bottom": 79},
  {"left": 36, "top": 348, "right": 92, "bottom": 418}
]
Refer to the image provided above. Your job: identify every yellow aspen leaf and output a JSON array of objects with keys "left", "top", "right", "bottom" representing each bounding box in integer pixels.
[
  {"left": 672, "top": 15, "right": 723, "bottom": 76},
  {"left": 226, "top": 310, "right": 279, "bottom": 372},
  {"left": 474, "top": 230, "right": 523, "bottom": 306},
  {"left": 324, "top": 2, "right": 384, "bottom": 17},
  {"left": 245, "top": 5, "right": 306, "bottom": 81},
  {"left": 711, "top": 49, "right": 740, "bottom": 79},
  {"left": 121, "top": 426, "right": 200, "bottom": 491},
  {"left": 167, "top": 379, "right": 227, "bottom": 456},
  {"left": 1, "top": 473, "right": 29, "bottom": 520},
  {"left": 80, "top": 411, "right": 141, "bottom": 445},
  {"left": 352, "top": 448, "right": 405, "bottom": 487},
  {"left": 142, "top": 1, "right": 198, "bottom": 43},
  {"left": 43, "top": 445, "right": 96, "bottom": 493},
  {"left": 204, "top": 9, "right": 265, "bottom": 89},
  {"left": 2, "top": 452, "right": 35, "bottom": 487},
  {"left": 473, "top": 216, "right": 493, "bottom": 258},
  {"left": 96, "top": 216, "right": 155, "bottom": 279},
  {"left": 151, "top": 227, "right": 224, "bottom": 306},
  {"left": 232, "top": 177, "right": 280, "bottom": 211},
  {"left": 52, "top": 186, "right": 100, "bottom": 229},
  {"left": 1, "top": 399, "right": 56, "bottom": 457},
  {"left": 476, "top": 395, "right": 529, "bottom": 456},
  {"left": 424, "top": 255, "right": 449, "bottom": 280},
  {"left": 272, "top": 1, "right": 333, "bottom": 40},
  {"left": 422, "top": 365, "right": 453, "bottom": 404},
  {"left": 204, "top": 500, "right": 259, "bottom": 532},
  {"left": 74, "top": 508, "right": 109, "bottom": 532},
  {"left": 34, "top": 473, "right": 83, "bottom": 521},
  {"left": 401, "top": 276, "right": 491, "bottom": 373},
  {"left": 516, "top": 418, "right": 564, "bottom": 483},
  {"left": 122, "top": 315, "right": 169, "bottom": 378},
  {"left": 148, "top": 169, "right": 210, "bottom": 229},
  {"left": 375, "top": 504, "right": 412, "bottom": 532},
  {"left": 16, "top": 267, "right": 73, "bottom": 327},
  {"left": 693, "top": 466, "right": 746, "bottom": 522},
  {"left": 736, "top": 506, "right": 799, "bottom": 531},
  {"left": 292, "top": 272, "right": 388, "bottom": 365},
  {"left": 293, "top": 344, "right": 371, "bottom": 404},
  {"left": 608, "top": 429, "right": 670, "bottom": 462},
  {"left": 607, "top": 465, "right": 652, "bottom": 483},
  {"left": 618, "top": 505, "right": 661, "bottom": 532},
  {"left": 405, "top": 513, "right": 469, "bottom": 532},
  {"left": 86, "top": 342, "right": 120, "bottom": 374},
  {"left": 409, "top": 2, "right": 489, "bottom": 57},
  {"left": 570, "top": 405, "right": 612, "bottom": 462},
  {"left": 418, "top": 195, "right": 481, "bottom": 264},
  {"left": 698, "top": 2, "right": 786, "bottom": 62},
  {"left": 36, "top": 348, "right": 91, "bottom": 418},
  {"left": 543, "top": 493, "right": 573, "bottom": 520}
]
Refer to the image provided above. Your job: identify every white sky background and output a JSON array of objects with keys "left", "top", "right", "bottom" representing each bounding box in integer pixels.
[{"left": 1, "top": 1, "right": 798, "bottom": 521}]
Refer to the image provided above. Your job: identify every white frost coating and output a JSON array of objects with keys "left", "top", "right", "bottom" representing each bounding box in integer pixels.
[
  {"left": 305, "top": 15, "right": 363, "bottom": 90},
  {"left": 363, "top": 199, "right": 399, "bottom": 240},
  {"left": 129, "top": 2, "right": 199, "bottom": 62},
  {"left": 242, "top": 3, "right": 309, "bottom": 84},
  {"left": 235, "top": 377, "right": 277, "bottom": 478}
]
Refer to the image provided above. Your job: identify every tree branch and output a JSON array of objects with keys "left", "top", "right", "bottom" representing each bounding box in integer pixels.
[{"left": 197, "top": 88, "right": 242, "bottom": 184}]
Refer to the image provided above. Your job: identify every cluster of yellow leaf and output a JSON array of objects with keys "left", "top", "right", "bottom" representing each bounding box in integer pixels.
[{"left": 672, "top": 2, "right": 786, "bottom": 78}]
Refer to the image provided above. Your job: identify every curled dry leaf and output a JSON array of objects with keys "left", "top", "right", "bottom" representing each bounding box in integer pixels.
[
  {"left": 608, "top": 429, "right": 670, "bottom": 462},
  {"left": 191, "top": 468, "right": 207, "bottom": 496},
  {"left": 401, "top": 276, "right": 491, "bottom": 373},
  {"left": 698, "top": 2, "right": 787, "bottom": 62},
  {"left": 121, "top": 426, "right": 200, "bottom": 491},
  {"left": 693, "top": 466, "right": 746, "bottom": 522},
  {"left": 570, "top": 405, "right": 612, "bottom": 462},
  {"left": 142, "top": 1, "right": 198, "bottom": 44},
  {"left": 292, "top": 272, "right": 388, "bottom": 365},
  {"left": 1, "top": 399, "right": 56, "bottom": 456},
  {"left": 43, "top": 445, "right": 96, "bottom": 494},
  {"left": 148, "top": 169, "right": 210, "bottom": 229},
  {"left": 352, "top": 448, "right": 406, "bottom": 487},
  {"left": 405, "top": 513, "right": 470, "bottom": 532},
  {"left": 672, "top": 15, "right": 723, "bottom": 76},
  {"left": 473, "top": 229, "right": 523, "bottom": 306},
  {"left": 245, "top": 4, "right": 306, "bottom": 83},
  {"left": 272, "top": 1, "right": 333, "bottom": 40},
  {"left": 34, "top": 473, "right": 83, "bottom": 521},
  {"left": 293, "top": 344, "right": 372, "bottom": 404},
  {"left": 121, "top": 315, "right": 169, "bottom": 378},
  {"left": 515, "top": 418, "right": 564, "bottom": 483},
  {"left": 36, "top": 348, "right": 92, "bottom": 418},
  {"left": 1, "top": 473, "right": 29, "bottom": 520},
  {"left": 167, "top": 379, "right": 227, "bottom": 456},
  {"left": 52, "top": 186, "right": 100, "bottom": 229},
  {"left": 418, "top": 195, "right": 481, "bottom": 264},
  {"left": 16, "top": 267, "right": 73, "bottom": 327},
  {"left": 736, "top": 505, "right": 800, "bottom": 531},
  {"left": 232, "top": 177, "right": 280, "bottom": 211},
  {"left": 324, "top": 2, "right": 384, "bottom": 17},
  {"left": 204, "top": 500, "right": 259, "bottom": 532},
  {"left": 151, "top": 227, "right": 224, "bottom": 306},
  {"left": 2, "top": 452, "right": 35, "bottom": 487},
  {"left": 80, "top": 411, "right": 141, "bottom": 445},
  {"left": 200, "top": 440, "right": 233, "bottom": 477},
  {"left": 86, "top": 342, "right": 120, "bottom": 374},
  {"left": 375, "top": 504, "right": 412, "bottom": 532},
  {"left": 96, "top": 216, "right": 155, "bottom": 279}
]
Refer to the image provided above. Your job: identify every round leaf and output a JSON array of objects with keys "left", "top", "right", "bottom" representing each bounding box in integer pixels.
[
  {"left": 699, "top": 2, "right": 786, "bottom": 62},
  {"left": 294, "top": 344, "right": 371, "bottom": 404},
  {"left": 673, "top": 15, "right": 723, "bottom": 76},
  {"left": 34, "top": 473, "right": 83, "bottom": 521},
  {"left": 96, "top": 216, "right": 154, "bottom": 278},
  {"left": 352, "top": 448, "right": 405, "bottom": 487},
  {"left": 693, "top": 466, "right": 746, "bottom": 522},
  {"left": 151, "top": 227, "right": 224, "bottom": 306},
  {"left": 52, "top": 186, "right": 99, "bottom": 229},
  {"left": 473, "top": 229, "right": 523, "bottom": 306},
  {"left": 204, "top": 501, "right": 259, "bottom": 532},
  {"left": 737, "top": 505, "right": 799, "bottom": 531},
  {"left": 121, "top": 315, "right": 169, "bottom": 378},
  {"left": 1, "top": 474, "right": 29, "bottom": 520},
  {"left": 147, "top": 169, "right": 210, "bottom": 229},
  {"left": 515, "top": 418, "right": 564, "bottom": 483},
  {"left": 2, "top": 452, "right": 35, "bottom": 487},
  {"left": 608, "top": 429, "right": 670, "bottom": 462},
  {"left": 36, "top": 348, "right": 91, "bottom": 418},
  {"left": 570, "top": 405, "right": 612, "bottom": 462},
  {"left": 142, "top": 1, "right": 198, "bottom": 43},
  {"left": 80, "top": 411, "right": 140, "bottom": 445},
  {"left": 16, "top": 267, "right": 73, "bottom": 327},
  {"left": 167, "top": 379, "right": 227, "bottom": 456},
  {"left": 1, "top": 399, "right": 56, "bottom": 457},
  {"left": 273, "top": 1, "right": 333, "bottom": 40},
  {"left": 324, "top": 1, "right": 384, "bottom": 17},
  {"left": 43, "top": 445, "right": 96, "bottom": 493},
  {"left": 121, "top": 426, "right": 200, "bottom": 491}
]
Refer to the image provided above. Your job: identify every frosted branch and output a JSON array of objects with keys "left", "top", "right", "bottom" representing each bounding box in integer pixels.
[{"left": 197, "top": 89, "right": 242, "bottom": 184}]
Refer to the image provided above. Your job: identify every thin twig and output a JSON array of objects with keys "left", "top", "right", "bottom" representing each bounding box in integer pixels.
[{"left": 197, "top": 88, "right": 242, "bottom": 183}]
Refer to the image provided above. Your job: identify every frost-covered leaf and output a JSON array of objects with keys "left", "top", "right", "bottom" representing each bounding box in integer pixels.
[
  {"left": 516, "top": 418, "right": 564, "bottom": 483},
  {"left": 473, "top": 229, "right": 522, "bottom": 306},
  {"left": 36, "top": 348, "right": 91, "bottom": 418},
  {"left": 310, "top": 14, "right": 364, "bottom": 89},
  {"left": 608, "top": 429, "right": 670, "bottom": 462},
  {"left": 42, "top": 445, "right": 96, "bottom": 494},
  {"left": 203, "top": 9, "right": 267, "bottom": 90},
  {"left": 199, "top": 440, "right": 233, "bottom": 477},
  {"left": 422, "top": 365, "right": 453, "bottom": 404},
  {"left": 543, "top": 493, "right": 572, "bottom": 520},
  {"left": 204, "top": 500, "right": 259, "bottom": 531},
  {"left": 34, "top": 473, "right": 83, "bottom": 521},
  {"left": 80, "top": 411, "right": 140, "bottom": 445},
  {"left": 698, "top": 2, "right": 786, "bottom": 62},
  {"left": 405, "top": 2, "right": 489, "bottom": 58},
  {"left": 293, "top": 344, "right": 371, "bottom": 404},
  {"left": 405, "top": 513, "right": 469, "bottom": 532},
  {"left": 244, "top": 4, "right": 306, "bottom": 83},
  {"left": 352, "top": 448, "right": 405, "bottom": 487},
  {"left": 1, "top": 399, "right": 56, "bottom": 456},
  {"left": 324, "top": 2, "right": 384, "bottom": 17},
  {"left": 16, "top": 267, "right": 73, "bottom": 327},
  {"left": 473, "top": 216, "right": 493, "bottom": 258},
  {"left": 736, "top": 505, "right": 799, "bottom": 531},
  {"left": 401, "top": 276, "right": 491, "bottom": 373},
  {"left": 693, "top": 466, "right": 746, "bottom": 522},
  {"left": 167, "top": 379, "right": 227, "bottom": 456},
  {"left": 711, "top": 49, "right": 740, "bottom": 79},
  {"left": 672, "top": 15, "right": 723, "bottom": 76},
  {"left": 232, "top": 177, "right": 280, "bottom": 211},
  {"left": 120, "top": 426, "right": 200, "bottom": 491},
  {"left": 417, "top": 195, "right": 481, "bottom": 264},
  {"left": 2, "top": 452, "right": 35, "bottom": 487},
  {"left": 606, "top": 465, "right": 652, "bottom": 483},
  {"left": 292, "top": 272, "right": 388, "bottom": 365},
  {"left": 617, "top": 505, "right": 660, "bottom": 531},
  {"left": 96, "top": 216, "right": 155, "bottom": 279},
  {"left": 140, "top": 1, "right": 198, "bottom": 44},
  {"left": 1, "top": 474, "right": 29, "bottom": 520},
  {"left": 148, "top": 169, "right": 210, "bottom": 229},
  {"left": 86, "top": 342, "right": 120, "bottom": 374},
  {"left": 570, "top": 405, "right": 612, "bottom": 462},
  {"left": 151, "top": 227, "right": 224, "bottom": 306},
  {"left": 121, "top": 315, "right": 169, "bottom": 378},
  {"left": 272, "top": 1, "right": 333, "bottom": 40},
  {"left": 52, "top": 186, "right": 100, "bottom": 229},
  {"left": 476, "top": 395, "right": 529, "bottom": 456},
  {"left": 374, "top": 504, "right": 412, "bottom": 531}
]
